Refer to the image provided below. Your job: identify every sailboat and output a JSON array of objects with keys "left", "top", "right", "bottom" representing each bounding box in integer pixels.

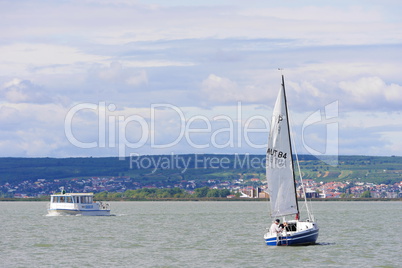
[{"left": 264, "top": 75, "right": 319, "bottom": 246}]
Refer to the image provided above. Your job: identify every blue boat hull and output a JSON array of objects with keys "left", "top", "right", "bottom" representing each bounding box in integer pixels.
[{"left": 265, "top": 228, "right": 319, "bottom": 246}]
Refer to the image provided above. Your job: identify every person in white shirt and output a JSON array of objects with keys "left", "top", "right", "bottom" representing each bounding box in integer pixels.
[{"left": 270, "top": 219, "right": 283, "bottom": 234}]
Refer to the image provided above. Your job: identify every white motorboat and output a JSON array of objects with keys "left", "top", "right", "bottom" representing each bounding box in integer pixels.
[{"left": 48, "top": 190, "right": 111, "bottom": 216}]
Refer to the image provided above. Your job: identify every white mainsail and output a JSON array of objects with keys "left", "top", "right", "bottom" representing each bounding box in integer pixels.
[{"left": 266, "top": 76, "right": 299, "bottom": 217}]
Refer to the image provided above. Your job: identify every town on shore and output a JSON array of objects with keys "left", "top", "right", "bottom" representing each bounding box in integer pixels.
[{"left": 3, "top": 174, "right": 401, "bottom": 200}]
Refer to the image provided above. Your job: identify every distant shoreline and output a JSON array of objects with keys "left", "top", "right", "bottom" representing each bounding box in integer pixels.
[{"left": 1, "top": 197, "right": 401, "bottom": 202}]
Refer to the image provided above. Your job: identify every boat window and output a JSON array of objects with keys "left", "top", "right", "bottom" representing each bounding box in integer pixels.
[
  {"left": 80, "top": 196, "right": 90, "bottom": 204},
  {"left": 66, "top": 196, "right": 73, "bottom": 203},
  {"left": 60, "top": 196, "right": 65, "bottom": 202},
  {"left": 79, "top": 196, "right": 92, "bottom": 204},
  {"left": 75, "top": 196, "right": 79, "bottom": 203},
  {"left": 285, "top": 223, "right": 297, "bottom": 232}
]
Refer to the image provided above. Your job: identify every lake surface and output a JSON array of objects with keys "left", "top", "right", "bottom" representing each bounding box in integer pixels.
[{"left": 1, "top": 201, "right": 400, "bottom": 267}]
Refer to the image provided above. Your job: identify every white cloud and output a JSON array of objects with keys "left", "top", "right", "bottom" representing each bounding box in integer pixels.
[
  {"left": 85, "top": 62, "right": 149, "bottom": 96},
  {"left": 240, "top": 6, "right": 383, "bottom": 23},
  {"left": 125, "top": 70, "right": 148, "bottom": 87},
  {"left": 339, "top": 76, "right": 402, "bottom": 107},
  {"left": 0, "top": 43, "right": 105, "bottom": 65},
  {"left": 384, "top": 83, "right": 402, "bottom": 103},
  {"left": 98, "top": 62, "right": 123, "bottom": 80},
  {"left": 0, "top": 43, "right": 108, "bottom": 76},
  {"left": 0, "top": 79, "right": 53, "bottom": 104},
  {"left": 340, "top": 77, "right": 383, "bottom": 101},
  {"left": 0, "top": 0, "right": 401, "bottom": 156},
  {"left": 201, "top": 74, "right": 239, "bottom": 102},
  {"left": 1, "top": 1, "right": 400, "bottom": 46},
  {"left": 201, "top": 74, "right": 271, "bottom": 104},
  {"left": 0, "top": 102, "right": 69, "bottom": 156},
  {"left": 120, "top": 60, "right": 195, "bottom": 68}
]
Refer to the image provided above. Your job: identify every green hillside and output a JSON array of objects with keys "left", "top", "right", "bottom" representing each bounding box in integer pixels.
[
  {"left": 0, "top": 155, "right": 401, "bottom": 185},
  {"left": 297, "top": 155, "right": 402, "bottom": 184}
]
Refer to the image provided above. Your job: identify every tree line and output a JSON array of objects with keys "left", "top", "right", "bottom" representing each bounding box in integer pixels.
[{"left": 94, "top": 187, "right": 235, "bottom": 200}]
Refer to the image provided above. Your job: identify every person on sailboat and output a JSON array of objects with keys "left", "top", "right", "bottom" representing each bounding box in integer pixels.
[{"left": 269, "top": 219, "right": 283, "bottom": 234}]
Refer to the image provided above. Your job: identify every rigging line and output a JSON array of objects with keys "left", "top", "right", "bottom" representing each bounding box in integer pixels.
[{"left": 286, "top": 90, "right": 313, "bottom": 221}]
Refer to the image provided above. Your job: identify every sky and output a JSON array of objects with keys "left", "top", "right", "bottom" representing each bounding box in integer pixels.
[{"left": 0, "top": 0, "right": 401, "bottom": 158}]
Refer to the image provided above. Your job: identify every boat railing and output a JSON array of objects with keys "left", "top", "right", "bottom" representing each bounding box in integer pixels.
[
  {"left": 97, "top": 201, "right": 110, "bottom": 210},
  {"left": 277, "top": 231, "right": 290, "bottom": 246}
]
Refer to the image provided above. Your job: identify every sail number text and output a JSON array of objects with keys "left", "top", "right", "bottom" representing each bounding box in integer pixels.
[{"left": 267, "top": 148, "right": 287, "bottom": 159}]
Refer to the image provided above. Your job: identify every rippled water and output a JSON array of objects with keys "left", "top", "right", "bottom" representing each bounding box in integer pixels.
[{"left": 1, "top": 201, "right": 400, "bottom": 267}]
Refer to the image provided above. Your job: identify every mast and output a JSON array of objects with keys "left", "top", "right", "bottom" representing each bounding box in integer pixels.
[{"left": 281, "top": 74, "right": 300, "bottom": 219}]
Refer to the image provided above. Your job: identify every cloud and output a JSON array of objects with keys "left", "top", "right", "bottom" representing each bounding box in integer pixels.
[
  {"left": 201, "top": 74, "right": 272, "bottom": 104},
  {"left": 0, "top": 102, "right": 70, "bottom": 156},
  {"left": 241, "top": 6, "right": 383, "bottom": 23},
  {"left": 2, "top": 1, "right": 400, "bottom": 47},
  {"left": 272, "top": 60, "right": 402, "bottom": 113},
  {"left": 339, "top": 76, "right": 402, "bottom": 110},
  {"left": 0, "top": 0, "right": 401, "bottom": 157},
  {"left": 125, "top": 71, "right": 148, "bottom": 87},
  {"left": 201, "top": 74, "right": 239, "bottom": 102},
  {"left": 337, "top": 125, "right": 398, "bottom": 156},
  {"left": 0, "top": 79, "right": 53, "bottom": 104},
  {"left": 0, "top": 43, "right": 107, "bottom": 76},
  {"left": 93, "top": 62, "right": 148, "bottom": 87},
  {"left": 340, "top": 77, "right": 384, "bottom": 102}
]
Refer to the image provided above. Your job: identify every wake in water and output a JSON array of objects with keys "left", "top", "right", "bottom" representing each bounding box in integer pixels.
[
  {"left": 45, "top": 213, "right": 116, "bottom": 217},
  {"left": 315, "top": 242, "right": 336, "bottom": 246}
]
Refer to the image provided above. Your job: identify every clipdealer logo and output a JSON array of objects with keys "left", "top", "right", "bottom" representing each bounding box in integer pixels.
[
  {"left": 64, "top": 101, "right": 339, "bottom": 166},
  {"left": 129, "top": 153, "right": 267, "bottom": 174},
  {"left": 64, "top": 102, "right": 270, "bottom": 159}
]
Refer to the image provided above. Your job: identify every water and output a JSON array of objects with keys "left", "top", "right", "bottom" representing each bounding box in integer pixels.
[{"left": 1, "top": 201, "right": 400, "bottom": 268}]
